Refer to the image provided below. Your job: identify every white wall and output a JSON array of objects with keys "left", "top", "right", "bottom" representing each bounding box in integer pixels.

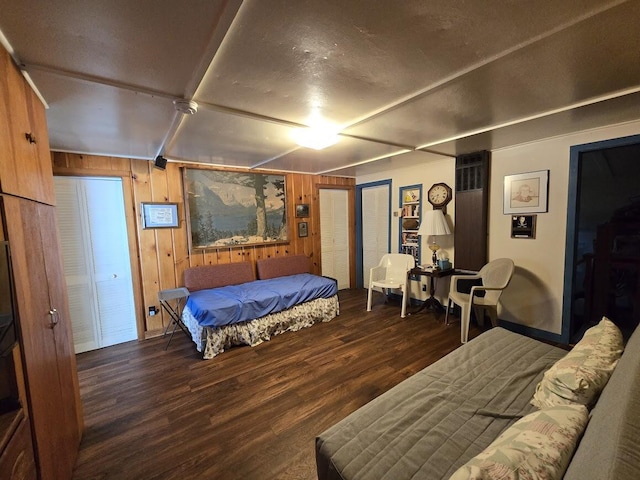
[
  {"left": 490, "top": 120, "right": 640, "bottom": 336},
  {"left": 357, "top": 151, "right": 455, "bottom": 303},
  {"left": 357, "top": 120, "right": 640, "bottom": 334}
]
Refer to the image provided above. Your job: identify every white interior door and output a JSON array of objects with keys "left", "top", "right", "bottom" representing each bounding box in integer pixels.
[
  {"left": 361, "top": 184, "right": 390, "bottom": 287},
  {"left": 320, "top": 189, "right": 350, "bottom": 289},
  {"left": 55, "top": 179, "right": 98, "bottom": 352},
  {"left": 54, "top": 176, "right": 137, "bottom": 353}
]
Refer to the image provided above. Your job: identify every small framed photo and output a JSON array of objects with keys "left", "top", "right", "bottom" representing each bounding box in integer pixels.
[
  {"left": 511, "top": 215, "right": 536, "bottom": 239},
  {"left": 142, "top": 202, "right": 179, "bottom": 229},
  {"left": 503, "top": 170, "right": 549, "bottom": 214},
  {"left": 298, "top": 221, "right": 308, "bottom": 237},
  {"left": 296, "top": 204, "right": 309, "bottom": 218}
]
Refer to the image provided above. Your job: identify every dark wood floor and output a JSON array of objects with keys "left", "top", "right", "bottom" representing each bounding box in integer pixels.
[{"left": 72, "top": 289, "right": 483, "bottom": 480}]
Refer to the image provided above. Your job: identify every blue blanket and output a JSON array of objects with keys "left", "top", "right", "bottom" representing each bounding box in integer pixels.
[{"left": 186, "top": 273, "right": 338, "bottom": 327}]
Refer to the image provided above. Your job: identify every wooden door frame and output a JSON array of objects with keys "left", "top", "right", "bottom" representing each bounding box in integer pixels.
[
  {"left": 315, "top": 184, "right": 356, "bottom": 289},
  {"left": 53, "top": 170, "right": 145, "bottom": 341}
]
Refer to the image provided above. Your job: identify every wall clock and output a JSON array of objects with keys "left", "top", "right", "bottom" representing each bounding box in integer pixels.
[{"left": 427, "top": 182, "right": 452, "bottom": 211}]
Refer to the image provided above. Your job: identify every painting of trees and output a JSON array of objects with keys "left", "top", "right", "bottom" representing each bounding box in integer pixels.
[{"left": 184, "top": 168, "right": 287, "bottom": 249}]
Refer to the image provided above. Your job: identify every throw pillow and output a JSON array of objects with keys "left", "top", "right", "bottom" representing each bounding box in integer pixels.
[
  {"left": 450, "top": 404, "right": 589, "bottom": 480},
  {"left": 531, "top": 317, "right": 624, "bottom": 409}
]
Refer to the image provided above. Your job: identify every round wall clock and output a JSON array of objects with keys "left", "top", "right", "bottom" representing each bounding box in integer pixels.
[{"left": 427, "top": 182, "right": 452, "bottom": 210}]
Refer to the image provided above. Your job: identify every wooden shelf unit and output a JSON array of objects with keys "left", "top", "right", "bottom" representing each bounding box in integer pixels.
[{"left": 399, "top": 185, "right": 422, "bottom": 265}]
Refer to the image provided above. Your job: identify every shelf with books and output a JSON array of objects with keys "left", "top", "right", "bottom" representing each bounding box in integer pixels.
[{"left": 399, "top": 185, "right": 422, "bottom": 265}]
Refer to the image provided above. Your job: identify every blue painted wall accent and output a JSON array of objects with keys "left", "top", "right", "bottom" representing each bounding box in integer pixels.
[
  {"left": 498, "top": 320, "right": 565, "bottom": 344},
  {"left": 356, "top": 179, "right": 392, "bottom": 289}
]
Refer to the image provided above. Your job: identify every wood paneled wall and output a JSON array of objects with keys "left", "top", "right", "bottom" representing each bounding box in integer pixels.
[{"left": 52, "top": 152, "right": 355, "bottom": 338}]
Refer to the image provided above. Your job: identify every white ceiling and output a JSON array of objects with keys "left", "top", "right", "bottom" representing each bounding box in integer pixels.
[{"left": 1, "top": 0, "right": 639, "bottom": 177}]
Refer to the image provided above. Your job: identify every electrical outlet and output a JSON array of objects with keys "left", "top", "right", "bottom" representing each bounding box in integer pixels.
[{"left": 149, "top": 306, "right": 158, "bottom": 316}]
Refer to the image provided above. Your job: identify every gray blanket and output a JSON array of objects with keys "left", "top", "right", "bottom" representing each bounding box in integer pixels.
[{"left": 316, "top": 327, "right": 566, "bottom": 480}]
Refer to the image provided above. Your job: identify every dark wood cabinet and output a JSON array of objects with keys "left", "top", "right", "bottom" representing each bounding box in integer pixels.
[
  {"left": 454, "top": 151, "right": 490, "bottom": 271},
  {"left": 586, "top": 220, "right": 640, "bottom": 333},
  {"left": 0, "top": 345, "right": 36, "bottom": 480},
  {"left": 0, "top": 409, "right": 37, "bottom": 480},
  {"left": 0, "top": 43, "right": 82, "bottom": 480}
]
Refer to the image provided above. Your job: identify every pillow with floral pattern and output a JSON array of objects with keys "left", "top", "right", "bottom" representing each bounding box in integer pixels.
[
  {"left": 450, "top": 404, "right": 589, "bottom": 480},
  {"left": 531, "top": 317, "right": 623, "bottom": 409}
]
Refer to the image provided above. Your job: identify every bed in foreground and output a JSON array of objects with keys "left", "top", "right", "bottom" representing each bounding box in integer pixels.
[
  {"left": 317, "top": 320, "right": 640, "bottom": 479},
  {"left": 181, "top": 255, "right": 339, "bottom": 359}
]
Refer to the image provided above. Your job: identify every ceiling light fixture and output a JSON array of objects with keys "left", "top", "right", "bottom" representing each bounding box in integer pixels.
[
  {"left": 291, "top": 126, "right": 340, "bottom": 150},
  {"left": 173, "top": 99, "right": 198, "bottom": 115}
]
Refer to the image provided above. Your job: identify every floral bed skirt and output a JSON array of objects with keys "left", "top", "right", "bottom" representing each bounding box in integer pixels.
[{"left": 182, "top": 295, "right": 339, "bottom": 359}]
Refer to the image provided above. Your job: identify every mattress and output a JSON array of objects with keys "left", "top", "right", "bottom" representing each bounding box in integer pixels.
[
  {"left": 316, "top": 328, "right": 567, "bottom": 480},
  {"left": 183, "top": 295, "right": 339, "bottom": 358},
  {"left": 185, "top": 273, "right": 337, "bottom": 327}
]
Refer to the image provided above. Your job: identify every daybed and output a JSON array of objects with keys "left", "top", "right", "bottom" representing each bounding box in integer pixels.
[
  {"left": 181, "top": 255, "right": 339, "bottom": 359},
  {"left": 317, "top": 321, "right": 640, "bottom": 480}
]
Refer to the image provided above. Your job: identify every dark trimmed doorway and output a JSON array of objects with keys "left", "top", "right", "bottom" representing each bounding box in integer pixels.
[{"left": 564, "top": 134, "right": 640, "bottom": 342}]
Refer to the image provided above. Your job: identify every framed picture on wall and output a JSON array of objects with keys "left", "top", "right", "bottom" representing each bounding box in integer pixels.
[
  {"left": 298, "top": 221, "right": 308, "bottom": 237},
  {"left": 503, "top": 170, "right": 549, "bottom": 214},
  {"left": 142, "top": 202, "right": 179, "bottom": 229},
  {"left": 295, "top": 204, "right": 309, "bottom": 218},
  {"left": 511, "top": 214, "right": 536, "bottom": 239},
  {"left": 183, "top": 168, "right": 287, "bottom": 249}
]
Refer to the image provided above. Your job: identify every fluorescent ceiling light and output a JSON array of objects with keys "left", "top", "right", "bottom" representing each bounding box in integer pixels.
[{"left": 291, "top": 127, "right": 340, "bottom": 150}]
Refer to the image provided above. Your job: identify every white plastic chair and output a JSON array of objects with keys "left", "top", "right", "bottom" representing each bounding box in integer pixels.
[
  {"left": 445, "top": 258, "right": 515, "bottom": 343},
  {"left": 366, "top": 253, "right": 416, "bottom": 318}
]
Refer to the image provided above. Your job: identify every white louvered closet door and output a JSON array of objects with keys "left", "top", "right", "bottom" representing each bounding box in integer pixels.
[
  {"left": 55, "top": 179, "right": 98, "bottom": 352},
  {"left": 361, "top": 184, "right": 390, "bottom": 287},
  {"left": 54, "top": 176, "right": 137, "bottom": 353},
  {"left": 320, "top": 189, "right": 350, "bottom": 289}
]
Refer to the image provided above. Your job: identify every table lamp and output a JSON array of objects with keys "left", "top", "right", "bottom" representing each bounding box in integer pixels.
[{"left": 418, "top": 209, "right": 452, "bottom": 269}]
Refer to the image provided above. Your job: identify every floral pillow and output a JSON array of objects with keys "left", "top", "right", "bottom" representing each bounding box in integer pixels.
[
  {"left": 531, "top": 317, "right": 624, "bottom": 409},
  {"left": 450, "top": 404, "right": 589, "bottom": 480}
]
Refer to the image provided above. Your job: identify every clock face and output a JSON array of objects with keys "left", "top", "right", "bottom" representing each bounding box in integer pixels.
[{"left": 428, "top": 183, "right": 451, "bottom": 206}]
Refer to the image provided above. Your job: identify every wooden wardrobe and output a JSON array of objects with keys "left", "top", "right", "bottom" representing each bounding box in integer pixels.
[
  {"left": 454, "top": 151, "right": 490, "bottom": 271},
  {"left": 0, "top": 44, "right": 82, "bottom": 480}
]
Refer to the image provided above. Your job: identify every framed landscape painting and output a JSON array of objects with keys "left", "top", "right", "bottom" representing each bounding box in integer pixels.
[
  {"left": 183, "top": 168, "right": 287, "bottom": 249},
  {"left": 295, "top": 203, "right": 309, "bottom": 218}
]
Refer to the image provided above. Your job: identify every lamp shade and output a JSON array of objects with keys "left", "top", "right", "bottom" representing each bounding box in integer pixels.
[{"left": 418, "top": 209, "right": 451, "bottom": 237}]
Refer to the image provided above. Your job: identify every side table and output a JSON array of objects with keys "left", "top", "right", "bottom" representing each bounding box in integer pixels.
[
  {"left": 408, "top": 267, "right": 454, "bottom": 314},
  {"left": 158, "top": 287, "right": 190, "bottom": 349}
]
